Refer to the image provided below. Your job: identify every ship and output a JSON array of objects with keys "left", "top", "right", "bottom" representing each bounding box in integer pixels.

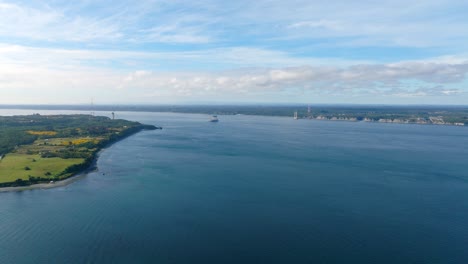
[{"left": 209, "top": 115, "right": 219, "bottom": 122}]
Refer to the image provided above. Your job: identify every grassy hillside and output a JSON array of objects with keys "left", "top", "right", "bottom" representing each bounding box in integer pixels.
[
  {"left": 0, "top": 154, "right": 83, "bottom": 183},
  {"left": 0, "top": 114, "right": 158, "bottom": 187}
]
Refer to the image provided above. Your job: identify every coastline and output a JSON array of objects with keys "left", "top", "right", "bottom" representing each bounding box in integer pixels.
[
  {"left": 293, "top": 117, "right": 466, "bottom": 126},
  {"left": 0, "top": 106, "right": 465, "bottom": 127},
  {"left": 0, "top": 142, "right": 104, "bottom": 192},
  {"left": 0, "top": 125, "right": 160, "bottom": 193},
  {"left": 0, "top": 169, "right": 92, "bottom": 192}
]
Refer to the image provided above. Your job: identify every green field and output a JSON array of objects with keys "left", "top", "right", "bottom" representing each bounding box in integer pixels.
[
  {"left": 0, "top": 153, "right": 84, "bottom": 183},
  {"left": 0, "top": 114, "right": 157, "bottom": 187}
]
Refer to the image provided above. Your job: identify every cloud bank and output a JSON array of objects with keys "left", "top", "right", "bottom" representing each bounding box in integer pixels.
[
  {"left": 119, "top": 62, "right": 468, "bottom": 98},
  {"left": 1, "top": 42, "right": 467, "bottom": 104}
]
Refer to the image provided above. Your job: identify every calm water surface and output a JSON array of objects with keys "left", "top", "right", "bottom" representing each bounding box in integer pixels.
[{"left": 1, "top": 110, "right": 468, "bottom": 263}]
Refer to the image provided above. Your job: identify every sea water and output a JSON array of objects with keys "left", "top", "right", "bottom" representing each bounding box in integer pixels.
[{"left": 0, "top": 110, "right": 468, "bottom": 263}]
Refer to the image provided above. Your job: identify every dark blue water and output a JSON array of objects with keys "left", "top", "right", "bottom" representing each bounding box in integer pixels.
[{"left": 1, "top": 110, "right": 468, "bottom": 263}]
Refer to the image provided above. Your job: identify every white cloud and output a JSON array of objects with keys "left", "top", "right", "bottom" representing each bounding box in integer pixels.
[
  {"left": 1, "top": 0, "right": 467, "bottom": 49},
  {"left": 0, "top": 2, "right": 121, "bottom": 42},
  {"left": 388, "top": 86, "right": 463, "bottom": 97},
  {"left": 288, "top": 20, "right": 342, "bottom": 30},
  {"left": 117, "top": 62, "right": 468, "bottom": 99},
  {"left": 0, "top": 43, "right": 373, "bottom": 70},
  {"left": 136, "top": 13, "right": 216, "bottom": 44},
  {"left": 239, "top": 0, "right": 468, "bottom": 48},
  {"left": 0, "top": 1, "right": 216, "bottom": 44},
  {"left": 0, "top": 43, "right": 467, "bottom": 104},
  {"left": 141, "top": 25, "right": 212, "bottom": 43}
]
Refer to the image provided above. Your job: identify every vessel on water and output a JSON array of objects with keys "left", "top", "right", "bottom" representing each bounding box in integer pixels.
[
  {"left": 294, "top": 111, "right": 298, "bottom": 120},
  {"left": 209, "top": 115, "right": 219, "bottom": 122}
]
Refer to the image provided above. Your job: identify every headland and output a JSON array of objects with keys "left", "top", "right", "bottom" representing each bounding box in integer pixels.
[{"left": 0, "top": 114, "right": 160, "bottom": 191}]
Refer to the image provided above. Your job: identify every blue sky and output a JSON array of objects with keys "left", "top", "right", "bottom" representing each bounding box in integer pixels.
[{"left": 0, "top": 0, "right": 468, "bottom": 104}]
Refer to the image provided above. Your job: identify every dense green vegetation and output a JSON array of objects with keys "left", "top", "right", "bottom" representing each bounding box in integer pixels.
[{"left": 0, "top": 114, "right": 158, "bottom": 187}]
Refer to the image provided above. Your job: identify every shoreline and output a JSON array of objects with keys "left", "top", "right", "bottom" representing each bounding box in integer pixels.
[
  {"left": 0, "top": 126, "right": 159, "bottom": 193},
  {"left": 0, "top": 169, "right": 92, "bottom": 192},
  {"left": 294, "top": 117, "right": 466, "bottom": 126},
  {"left": 0, "top": 146, "right": 102, "bottom": 193},
  {"left": 0, "top": 107, "right": 465, "bottom": 127}
]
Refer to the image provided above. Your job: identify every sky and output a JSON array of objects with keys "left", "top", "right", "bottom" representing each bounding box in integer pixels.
[{"left": 1, "top": 0, "right": 468, "bottom": 105}]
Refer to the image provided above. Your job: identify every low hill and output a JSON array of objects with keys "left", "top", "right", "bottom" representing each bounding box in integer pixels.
[{"left": 0, "top": 114, "right": 159, "bottom": 187}]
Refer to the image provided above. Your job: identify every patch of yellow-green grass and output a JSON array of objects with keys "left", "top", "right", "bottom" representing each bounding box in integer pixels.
[
  {"left": 0, "top": 154, "right": 84, "bottom": 183},
  {"left": 35, "top": 137, "right": 103, "bottom": 146},
  {"left": 15, "top": 144, "right": 62, "bottom": 155},
  {"left": 26, "top": 130, "right": 57, "bottom": 136}
]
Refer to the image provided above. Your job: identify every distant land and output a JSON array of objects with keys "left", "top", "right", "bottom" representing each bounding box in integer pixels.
[
  {"left": 0, "top": 114, "right": 159, "bottom": 189},
  {"left": 1, "top": 104, "right": 467, "bottom": 126}
]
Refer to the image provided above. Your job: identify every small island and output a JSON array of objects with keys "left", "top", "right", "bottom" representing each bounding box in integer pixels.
[{"left": 0, "top": 114, "right": 160, "bottom": 189}]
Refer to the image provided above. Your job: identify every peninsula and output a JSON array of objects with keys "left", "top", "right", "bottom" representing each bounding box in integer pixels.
[{"left": 0, "top": 114, "right": 160, "bottom": 188}]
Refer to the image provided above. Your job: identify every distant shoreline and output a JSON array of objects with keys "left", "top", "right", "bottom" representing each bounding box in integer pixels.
[
  {"left": 0, "top": 105, "right": 466, "bottom": 127},
  {"left": 298, "top": 116, "right": 466, "bottom": 126}
]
